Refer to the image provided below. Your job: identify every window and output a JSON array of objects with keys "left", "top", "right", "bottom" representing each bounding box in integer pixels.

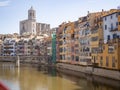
[
  {"left": 75, "top": 49, "right": 79, "bottom": 54},
  {"left": 113, "top": 34, "right": 117, "bottom": 39},
  {"left": 111, "top": 23, "right": 113, "bottom": 30},
  {"left": 63, "top": 47, "right": 66, "bottom": 52},
  {"left": 119, "top": 12, "right": 120, "bottom": 15},
  {"left": 63, "top": 26, "right": 67, "bottom": 33},
  {"left": 116, "top": 13, "right": 118, "bottom": 17},
  {"left": 76, "top": 56, "right": 79, "bottom": 61},
  {"left": 111, "top": 15, "right": 112, "bottom": 19},
  {"left": 106, "top": 56, "right": 109, "bottom": 67},
  {"left": 105, "top": 17, "right": 107, "bottom": 21},
  {"left": 107, "top": 35, "right": 110, "bottom": 40},
  {"left": 59, "top": 48, "right": 63, "bottom": 52},
  {"left": 105, "top": 25, "right": 107, "bottom": 30},
  {"left": 116, "top": 22, "right": 118, "bottom": 26},
  {"left": 117, "top": 35, "right": 119, "bottom": 39},
  {"left": 60, "top": 55, "right": 62, "bottom": 60},
  {"left": 112, "top": 56, "right": 115, "bottom": 67}
]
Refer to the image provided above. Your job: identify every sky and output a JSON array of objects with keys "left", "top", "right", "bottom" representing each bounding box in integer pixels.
[{"left": 0, "top": 0, "right": 120, "bottom": 34}]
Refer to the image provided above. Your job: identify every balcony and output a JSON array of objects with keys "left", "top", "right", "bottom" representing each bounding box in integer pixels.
[
  {"left": 107, "top": 38, "right": 120, "bottom": 44},
  {"left": 91, "top": 29, "right": 98, "bottom": 34},
  {"left": 109, "top": 28, "right": 118, "bottom": 32},
  {"left": 108, "top": 45, "right": 115, "bottom": 53}
]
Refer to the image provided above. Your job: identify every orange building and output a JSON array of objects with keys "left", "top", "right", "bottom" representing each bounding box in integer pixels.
[
  {"left": 98, "top": 39, "right": 120, "bottom": 70},
  {"left": 57, "top": 22, "right": 75, "bottom": 64}
]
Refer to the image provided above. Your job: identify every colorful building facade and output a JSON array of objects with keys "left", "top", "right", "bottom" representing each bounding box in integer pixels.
[
  {"left": 97, "top": 9, "right": 120, "bottom": 70},
  {"left": 57, "top": 8, "right": 120, "bottom": 71}
]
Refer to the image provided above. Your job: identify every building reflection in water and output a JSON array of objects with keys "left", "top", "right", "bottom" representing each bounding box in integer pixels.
[
  {"left": 0, "top": 62, "right": 20, "bottom": 90},
  {"left": 57, "top": 68, "right": 120, "bottom": 90},
  {"left": 0, "top": 63, "right": 120, "bottom": 90}
]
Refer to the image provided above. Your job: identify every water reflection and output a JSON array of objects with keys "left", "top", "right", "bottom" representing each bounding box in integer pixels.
[
  {"left": 0, "top": 63, "right": 20, "bottom": 90},
  {"left": 57, "top": 68, "right": 120, "bottom": 90},
  {"left": 0, "top": 63, "right": 120, "bottom": 90}
]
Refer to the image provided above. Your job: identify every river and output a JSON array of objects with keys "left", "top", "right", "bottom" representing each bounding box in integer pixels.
[{"left": 0, "top": 62, "right": 120, "bottom": 90}]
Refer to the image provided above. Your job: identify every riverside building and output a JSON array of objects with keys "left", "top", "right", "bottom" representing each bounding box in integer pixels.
[
  {"left": 2, "top": 38, "right": 17, "bottom": 56},
  {"left": 57, "top": 8, "right": 120, "bottom": 71},
  {"left": 97, "top": 9, "right": 120, "bottom": 70}
]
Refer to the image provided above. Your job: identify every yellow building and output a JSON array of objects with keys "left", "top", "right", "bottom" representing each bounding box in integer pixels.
[
  {"left": 97, "top": 9, "right": 120, "bottom": 70},
  {"left": 57, "top": 22, "right": 75, "bottom": 64},
  {"left": 90, "top": 12, "right": 105, "bottom": 66},
  {"left": 98, "top": 39, "right": 120, "bottom": 70}
]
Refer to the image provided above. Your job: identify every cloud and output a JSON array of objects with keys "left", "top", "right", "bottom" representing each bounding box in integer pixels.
[{"left": 0, "top": 0, "right": 10, "bottom": 7}]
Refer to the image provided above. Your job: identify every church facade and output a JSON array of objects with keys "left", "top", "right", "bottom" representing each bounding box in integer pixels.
[{"left": 20, "top": 6, "right": 50, "bottom": 35}]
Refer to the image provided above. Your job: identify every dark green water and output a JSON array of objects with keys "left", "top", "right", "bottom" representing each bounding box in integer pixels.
[{"left": 0, "top": 62, "right": 120, "bottom": 90}]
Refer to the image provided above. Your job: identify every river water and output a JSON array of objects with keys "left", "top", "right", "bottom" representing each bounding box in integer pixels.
[{"left": 0, "top": 62, "right": 120, "bottom": 90}]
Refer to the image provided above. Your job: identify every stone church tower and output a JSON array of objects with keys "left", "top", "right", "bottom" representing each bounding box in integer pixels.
[
  {"left": 20, "top": 6, "right": 37, "bottom": 35},
  {"left": 20, "top": 6, "right": 50, "bottom": 36},
  {"left": 28, "top": 6, "right": 36, "bottom": 20}
]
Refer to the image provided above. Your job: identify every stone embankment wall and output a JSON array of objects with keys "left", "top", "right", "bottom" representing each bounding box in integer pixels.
[
  {"left": 0, "top": 56, "right": 49, "bottom": 64},
  {"left": 93, "top": 68, "right": 120, "bottom": 80},
  {"left": 57, "top": 63, "right": 120, "bottom": 80}
]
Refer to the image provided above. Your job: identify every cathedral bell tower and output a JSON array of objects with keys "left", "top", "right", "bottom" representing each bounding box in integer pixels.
[{"left": 28, "top": 6, "right": 36, "bottom": 20}]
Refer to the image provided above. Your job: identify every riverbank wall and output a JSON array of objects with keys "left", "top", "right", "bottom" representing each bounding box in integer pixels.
[
  {"left": 0, "top": 56, "right": 48, "bottom": 64},
  {"left": 57, "top": 63, "right": 120, "bottom": 80},
  {"left": 57, "top": 67, "right": 120, "bottom": 89}
]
